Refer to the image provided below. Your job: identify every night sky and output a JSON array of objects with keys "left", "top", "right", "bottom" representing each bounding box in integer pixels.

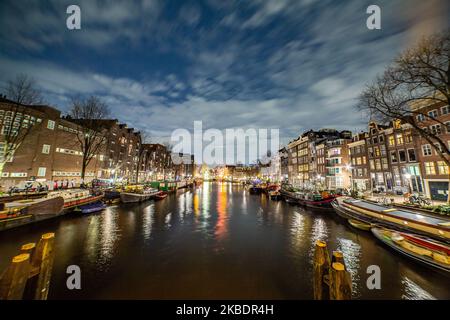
[{"left": 0, "top": 0, "right": 448, "bottom": 146}]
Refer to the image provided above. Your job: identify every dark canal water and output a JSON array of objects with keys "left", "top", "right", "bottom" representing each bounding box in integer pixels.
[{"left": 0, "top": 182, "right": 449, "bottom": 299}]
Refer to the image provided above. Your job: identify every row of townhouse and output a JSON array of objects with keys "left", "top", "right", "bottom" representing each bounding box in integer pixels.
[
  {"left": 0, "top": 97, "right": 195, "bottom": 189},
  {"left": 286, "top": 129, "right": 352, "bottom": 190},
  {"left": 281, "top": 101, "right": 450, "bottom": 201}
]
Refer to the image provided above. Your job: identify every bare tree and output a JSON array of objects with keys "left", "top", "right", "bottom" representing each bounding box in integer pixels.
[
  {"left": 358, "top": 30, "right": 450, "bottom": 200},
  {"left": 69, "top": 96, "right": 110, "bottom": 180},
  {"left": 0, "top": 74, "right": 43, "bottom": 174}
]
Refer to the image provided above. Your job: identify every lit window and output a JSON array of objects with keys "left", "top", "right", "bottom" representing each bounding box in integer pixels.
[
  {"left": 388, "top": 135, "right": 395, "bottom": 146},
  {"left": 42, "top": 144, "right": 51, "bottom": 154},
  {"left": 47, "top": 120, "right": 55, "bottom": 130},
  {"left": 37, "top": 167, "right": 46, "bottom": 177},
  {"left": 437, "top": 161, "right": 449, "bottom": 175},
  {"left": 425, "top": 162, "right": 436, "bottom": 175},
  {"left": 396, "top": 134, "right": 404, "bottom": 145}
]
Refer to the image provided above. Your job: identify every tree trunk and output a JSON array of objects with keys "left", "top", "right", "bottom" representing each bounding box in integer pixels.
[{"left": 81, "top": 158, "right": 87, "bottom": 181}]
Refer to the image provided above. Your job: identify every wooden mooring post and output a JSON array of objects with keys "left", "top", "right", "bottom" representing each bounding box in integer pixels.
[
  {"left": 313, "top": 240, "right": 352, "bottom": 300},
  {"left": 0, "top": 233, "right": 55, "bottom": 300}
]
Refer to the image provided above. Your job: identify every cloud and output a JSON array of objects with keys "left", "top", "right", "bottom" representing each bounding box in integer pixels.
[{"left": 0, "top": 0, "right": 449, "bottom": 155}]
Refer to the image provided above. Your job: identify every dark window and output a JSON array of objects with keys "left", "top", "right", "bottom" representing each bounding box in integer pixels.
[
  {"left": 408, "top": 149, "right": 416, "bottom": 162},
  {"left": 398, "top": 150, "right": 407, "bottom": 162},
  {"left": 390, "top": 151, "right": 398, "bottom": 163}
]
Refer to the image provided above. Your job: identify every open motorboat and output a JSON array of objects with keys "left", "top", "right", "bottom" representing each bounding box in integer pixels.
[{"left": 372, "top": 227, "right": 450, "bottom": 273}]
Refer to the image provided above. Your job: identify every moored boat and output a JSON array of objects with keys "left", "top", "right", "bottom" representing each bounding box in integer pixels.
[
  {"left": 372, "top": 227, "right": 450, "bottom": 273},
  {"left": 348, "top": 219, "right": 372, "bottom": 231},
  {"left": 280, "top": 187, "right": 336, "bottom": 210},
  {"left": 120, "top": 186, "right": 160, "bottom": 203},
  {"left": 74, "top": 201, "right": 107, "bottom": 214},
  {"left": 332, "top": 197, "right": 450, "bottom": 243},
  {"left": 154, "top": 191, "right": 168, "bottom": 200},
  {"left": 0, "top": 196, "right": 65, "bottom": 231},
  {"left": 48, "top": 189, "right": 104, "bottom": 210},
  {"left": 269, "top": 190, "right": 281, "bottom": 200},
  {"left": 104, "top": 188, "right": 121, "bottom": 201},
  {"left": 249, "top": 185, "right": 263, "bottom": 194}
]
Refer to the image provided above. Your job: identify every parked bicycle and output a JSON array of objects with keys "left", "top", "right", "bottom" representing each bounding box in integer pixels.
[{"left": 408, "top": 193, "right": 432, "bottom": 206}]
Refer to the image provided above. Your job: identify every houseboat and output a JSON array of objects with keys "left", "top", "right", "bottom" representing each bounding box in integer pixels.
[
  {"left": 0, "top": 196, "right": 65, "bottom": 231},
  {"left": 120, "top": 186, "right": 160, "bottom": 203},
  {"left": 280, "top": 187, "right": 336, "bottom": 210},
  {"left": 48, "top": 189, "right": 104, "bottom": 210},
  {"left": 332, "top": 197, "right": 450, "bottom": 243}
]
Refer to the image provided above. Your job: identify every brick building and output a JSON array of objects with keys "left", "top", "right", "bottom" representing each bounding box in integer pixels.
[
  {"left": 0, "top": 98, "right": 103, "bottom": 188},
  {"left": 412, "top": 100, "right": 450, "bottom": 201},
  {"left": 348, "top": 132, "right": 370, "bottom": 192}
]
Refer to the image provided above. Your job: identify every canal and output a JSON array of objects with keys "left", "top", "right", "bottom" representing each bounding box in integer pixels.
[{"left": 0, "top": 182, "right": 449, "bottom": 299}]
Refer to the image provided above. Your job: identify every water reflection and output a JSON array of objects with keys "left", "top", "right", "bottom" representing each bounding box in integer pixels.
[
  {"left": 337, "top": 238, "right": 362, "bottom": 297},
  {"left": 142, "top": 204, "right": 154, "bottom": 241},
  {"left": 215, "top": 182, "right": 228, "bottom": 241},
  {"left": 401, "top": 277, "right": 436, "bottom": 300},
  {"left": 0, "top": 182, "right": 448, "bottom": 299},
  {"left": 84, "top": 208, "right": 120, "bottom": 271}
]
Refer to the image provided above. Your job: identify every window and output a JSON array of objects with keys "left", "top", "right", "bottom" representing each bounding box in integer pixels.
[
  {"left": 375, "top": 159, "right": 381, "bottom": 170},
  {"left": 42, "top": 144, "right": 51, "bottom": 154},
  {"left": 374, "top": 146, "right": 380, "bottom": 157},
  {"left": 441, "top": 106, "right": 449, "bottom": 115},
  {"left": 368, "top": 147, "right": 374, "bottom": 158},
  {"left": 398, "top": 150, "right": 407, "bottom": 163},
  {"left": 430, "top": 124, "right": 442, "bottom": 135},
  {"left": 382, "top": 158, "right": 389, "bottom": 170},
  {"left": 37, "top": 167, "right": 46, "bottom": 177},
  {"left": 388, "top": 135, "right": 395, "bottom": 146},
  {"left": 390, "top": 151, "right": 398, "bottom": 163},
  {"left": 396, "top": 134, "right": 404, "bottom": 145},
  {"left": 372, "top": 136, "right": 378, "bottom": 144},
  {"left": 47, "top": 120, "right": 55, "bottom": 130},
  {"left": 437, "top": 161, "right": 449, "bottom": 175},
  {"left": 422, "top": 144, "right": 432, "bottom": 156},
  {"left": 380, "top": 145, "right": 386, "bottom": 156},
  {"left": 11, "top": 172, "right": 27, "bottom": 177},
  {"left": 425, "top": 162, "right": 436, "bottom": 175},
  {"left": 405, "top": 133, "right": 413, "bottom": 143},
  {"left": 369, "top": 160, "right": 375, "bottom": 170},
  {"left": 428, "top": 109, "right": 438, "bottom": 118},
  {"left": 446, "top": 122, "right": 450, "bottom": 133},
  {"left": 407, "top": 149, "right": 417, "bottom": 162},
  {"left": 379, "top": 135, "right": 384, "bottom": 143},
  {"left": 416, "top": 114, "right": 425, "bottom": 122}
]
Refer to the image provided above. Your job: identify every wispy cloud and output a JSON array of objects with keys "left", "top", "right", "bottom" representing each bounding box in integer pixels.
[{"left": 0, "top": 0, "right": 448, "bottom": 144}]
